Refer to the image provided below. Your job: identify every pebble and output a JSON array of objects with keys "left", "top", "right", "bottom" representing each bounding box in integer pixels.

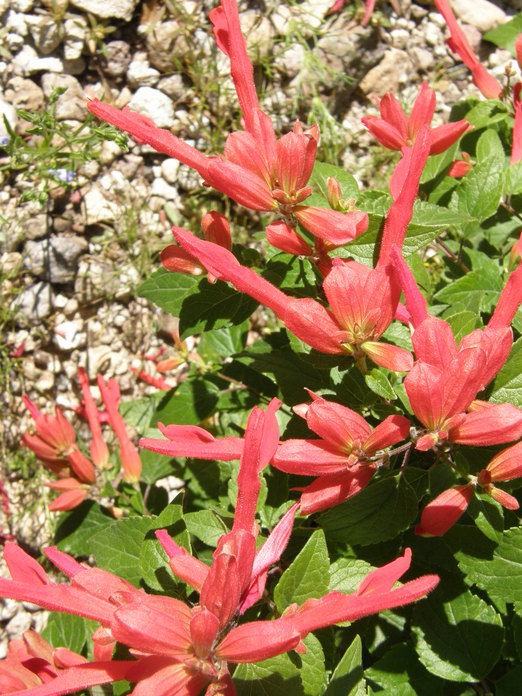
[
  {"left": 451, "top": 0, "right": 506, "bottom": 32},
  {"left": 69, "top": 0, "right": 139, "bottom": 22},
  {"left": 128, "top": 87, "right": 176, "bottom": 128},
  {"left": 63, "top": 16, "right": 87, "bottom": 61}
]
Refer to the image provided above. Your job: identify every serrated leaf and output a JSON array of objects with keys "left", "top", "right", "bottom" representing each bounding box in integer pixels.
[
  {"left": 366, "top": 642, "right": 444, "bottom": 695},
  {"left": 89, "top": 515, "right": 153, "bottom": 587},
  {"left": 233, "top": 634, "right": 327, "bottom": 696},
  {"left": 139, "top": 504, "right": 190, "bottom": 592},
  {"left": 466, "top": 493, "right": 503, "bottom": 543},
  {"left": 413, "top": 581, "right": 504, "bottom": 681},
  {"left": 484, "top": 12, "right": 522, "bottom": 56},
  {"left": 119, "top": 393, "right": 163, "bottom": 432},
  {"left": 435, "top": 266, "right": 503, "bottom": 313},
  {"left": 42, "top": 613, "right": 88, "bottom": 654},
  {"left": 274, "top": 529, "right": 330, "bottom": 612},
  {"left": 318, "top": 475, "right": 418, "bottom": 546},
  {"left": 153, "top": 377, "right": 220, "bottom": 426},
  {"left": 454, "top": 527, "right": 522, "bottom": 605},
  {"left": 184, "top": 509, "right": 227, "bottom": 546},
  {"left": 365, "top": 369, "right": 396, "bottom": 400},
  {"left": 138, "top": 267, "right": 199, "bottom": 317},
  {"left": 489, "top": 337, "right": 522, "bottom": 407},
  {"left": 54, "top": 501, "right": 115, "bottom": 556},
  {"left": 325, "top": 635, "right": 365, "bottom": 696},
  {"left": 179, "top": 278, "right": 258, "bottom": 339}
]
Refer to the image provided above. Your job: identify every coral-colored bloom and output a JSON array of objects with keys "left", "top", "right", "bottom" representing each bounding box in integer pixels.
[
  {"left": 0, "top": 400, "right": 440, "bottom": 693},
  {"left": 272, "top": 395, "right": 410, "bottom": 513},
  {"left": 448, "top": 152, "right": 473, "bottom": 177},
  {"left": 415, "top": 484, "right": 475, "bottom": 537},
  {"left": 362, "top": 82, "right": 469, "bottom": 156},
  {"left": 78, "top": 367, "right": 110, "bottom": 469},
  {"left": 476, "top": 440, "right": 522, "bottom": 510},
  {"left": 434, "top": 0, "right": 502, "bottom": 99},
  {"left": 87, "top": 1, "right": 366, "bottom": 251},
  {"left": 21, "top": 396, "right": 96, "bottom": 485},
  {"left": 393, "top": 249, "right": 522, "bottom": 450},
  {"left": 0, "top": 630, "right": 88, "bottom": 691},
  {"left": 170, "top": 228, "right": 412, "bottom": 370},
  {"left": 97, "top": 375, "right": 142, "bottom": 483}
]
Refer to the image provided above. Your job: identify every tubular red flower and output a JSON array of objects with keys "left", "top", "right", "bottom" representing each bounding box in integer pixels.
[
  {"left": 98, "top": 375, "right": 142, "bottom": 483},
  {"left": 434, "top": 0, "right": 502, "bottom": 99},
  {"left": 415, "top": 484, "right": 475, "bottom": 537},
  {"left": 78, "top": 368, "right": 109, "bottom": 469}
]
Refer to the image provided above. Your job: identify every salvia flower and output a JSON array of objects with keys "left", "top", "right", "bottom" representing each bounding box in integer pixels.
[
  {"left": 362, "top": 81, "right": 470, "bottom": 156},
  {"left": 21, "top": 396, "right": 96, "bottom": 511},
  {"left": 87, "top": 0, "right": 367, "bottom": 252},
  {"left": 434, "top": 0, "right": 502, "bottom": 99},
  {"left": 392, "top": 249, "right": 522, "bottom": 450},
  {"left": 97, "top": 375, "right": 142, "bottom": 483},
  {"left": 272, "top": 394, "right": 411, "bottom": 513},
  {"left": 0, "top": 402, "right": 438, "bottom": 694},
  {"left": 78, "top": 367, "right": 110, "bottom": 470}
]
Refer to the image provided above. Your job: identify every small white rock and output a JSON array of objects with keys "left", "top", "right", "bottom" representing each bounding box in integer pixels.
[{"left": 128, "top": 87, "right": 175, "bottom": 128}]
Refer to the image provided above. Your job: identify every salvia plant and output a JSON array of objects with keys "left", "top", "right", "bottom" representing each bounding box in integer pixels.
[{"left": 2, "top": 0, "right": 522, "bottom": 693}]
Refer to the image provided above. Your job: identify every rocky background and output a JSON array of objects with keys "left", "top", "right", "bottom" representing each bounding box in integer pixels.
[{"left": 0, "top": 0, "right": 519, "bottom": 654}]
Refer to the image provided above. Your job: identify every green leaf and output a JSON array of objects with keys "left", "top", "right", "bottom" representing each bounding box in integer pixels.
[
  {"left": 366, "top": 643, "right": 444, "bottom": 696},
  {"left": 138, "top": 267, "right": 199, "bottom": 317},
  {"left": 274, "top": 529, "right": 330, "bottom": 612},
  {"left": 89, "top": 515, "right": 153, "bottom": 587},
  {"left": 233, "top": 634, "right": 327, "bottom": 696},
  {"left": 119, "top": 393, "right": 164, "bottom": 433},
  {"left": 325, "top": 635, "right": 365, "bottom": 696},
  {"left": 140, "top": 504, "right": 190, "bottom": 592},
  {"left": 329, "top": 558, "right": 374, "bottom": 593},
  {"left": 484, "top": 12, "right": 522, "bottom": 56},
  {"left": 496, "top": 665, "right": 522, "bottom": 696},
  {"left": 466, "top": 493, "right": 504, "bottom": 543},
  {"left": 489, "top": 337, "right": 522, "bottom": 407},
  {"left": 318, "top": 475, "right": 418, "bottom": 546},
  {"left": 197, "top": 322, "right": 248, "bottom": 361},
  {"left": 443, "top": 310, "right": 481, "bottom": 344},
  {"left": 54, "top": 501, "right": 115, "bottom": 556},
  {"left": 310, "top": 160, "right": 360, "bottom": 202},
  {"left": 455, "top": 526, "right": 522, "bottom": 606},
  {"left": 153, "top": 377, "right": 220, "bottom": 425},
  {"left": 365, "top": 369, "right": 396, "bottom": 400},
  {"left": 339, "top": 200, "right": 467, "bottom": 266},
  {"left": 264, "top": 252, "right": 318, "bottom": 298},
  {"left": 413, "top": 581, "right": 504, "bottom": 681},
  {"left": 42, "top": 613, "right": 89, "bottom": 654},
  {"left": 139, "top": 448, "right": 177, "bottom": 485},
  {"left": 435, "top": 265, "right": 503, "bottom": 314},
  {"left": 450, "top": 137, "right": 504, "bottom": 230},
  {"left": 179, "top": 278, "right": 258, "bottom": 339},
  {"left": 184, "top": 509, "right": 227, "bottom": 546},
  {"left": 505, "top": 161, "right": 522, "bottom": 196}
]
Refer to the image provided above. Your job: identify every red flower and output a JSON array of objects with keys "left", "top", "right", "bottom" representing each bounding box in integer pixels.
[
  {"left": 78, "top": 367, "right": 110, "bottom": 470},
  {"left": 98, "top": 375, "right": 142, "bottom": 483},
  {"left": 272, "top": 395, "right": 410, "bottom": 513},
  {"left": 434, "top": 0, "right": 502, "bottom": 99},
  {"left": 21, "top": 396, "right": 96, "bottom": 510},
  {"left": 477, "top": 440, "right": 522, "bottom": 510},
  {"left": 0, "top": 403, "right": 438, "bottom": 694},
  {"left": 415, "top": 484, "right": 475, "bottom": 537},
  {"left": 393, "top": 249, "right": 522, "bottom": 450},
  {"left": 88, "top": 1, "right": 367, "bottom": 251},
  {"left": 362, "top": 82, "right": 470, "bottom": 156}
]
